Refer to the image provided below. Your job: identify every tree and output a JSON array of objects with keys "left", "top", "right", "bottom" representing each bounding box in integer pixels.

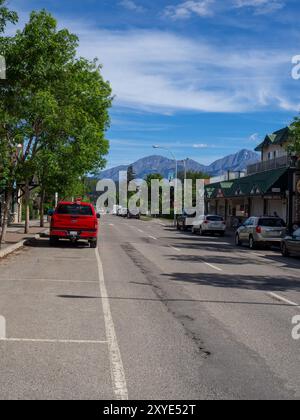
[
  {"left": 127, "top": 165, "right": 136, "bottom": 183},
  {"left": 145, "top": 173, "right": 163, "bottom": 215},
  {"left": 0, "top": 0, "right": 18, "bottom": 33},
  {"left": 0, "top": 10, "right": 112, "bottom": 243},
  {"left": 287, "top": 119, "right": 300, "bottom": 157}
]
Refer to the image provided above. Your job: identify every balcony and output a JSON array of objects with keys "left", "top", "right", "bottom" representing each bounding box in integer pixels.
[{"left": 246, "top": 155, "right": 292, "bottom": 175}]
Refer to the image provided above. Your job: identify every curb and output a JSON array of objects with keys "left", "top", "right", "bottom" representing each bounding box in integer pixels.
[{"left": 0, "top": 231, "right": 48, "bottom": 260}]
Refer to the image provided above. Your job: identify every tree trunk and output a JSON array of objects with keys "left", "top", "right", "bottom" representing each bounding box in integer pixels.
[
  {"left": 40, "top": 189, "right": 45, "bottom": 228},
  {"left": 0, "top": 188, "right": 13, "bottom": 248},
  {"left": 24, "top": 183, "right": 30, "bottom": 234}
]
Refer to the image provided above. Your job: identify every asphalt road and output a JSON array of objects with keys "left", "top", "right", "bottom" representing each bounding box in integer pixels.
[{"left": 0, "top": 215, "right": 299, "bottom": 400}]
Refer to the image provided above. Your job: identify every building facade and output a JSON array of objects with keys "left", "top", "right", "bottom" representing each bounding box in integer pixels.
[{"left": 205, "top": 126, "right": 300, "bottom": 228}]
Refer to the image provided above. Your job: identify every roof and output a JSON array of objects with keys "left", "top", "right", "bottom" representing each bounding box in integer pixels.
[
  {"left": 205, "top": 167, "right": 288, "bottom": 199},
  {"left": 255, "top": 126, "right": 296, "bottom": 152}
]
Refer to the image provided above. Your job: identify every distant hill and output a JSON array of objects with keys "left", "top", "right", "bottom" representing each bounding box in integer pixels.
[{"left": 100, "top": 149, "right": 259, "bottom": 181}]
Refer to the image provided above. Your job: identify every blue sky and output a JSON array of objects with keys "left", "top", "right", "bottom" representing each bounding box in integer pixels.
[{"left": 6, "top": 0, "right": 300, "bottom": 168}]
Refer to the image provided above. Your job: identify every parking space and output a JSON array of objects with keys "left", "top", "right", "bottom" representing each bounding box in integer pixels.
[{"left": 0, "top": 239, "right": 114, "bottom": 400}]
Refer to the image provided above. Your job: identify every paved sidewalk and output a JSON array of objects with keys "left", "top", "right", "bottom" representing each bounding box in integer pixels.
[{"left": 0, "top": 220, "right": 49, "bottom": 252}]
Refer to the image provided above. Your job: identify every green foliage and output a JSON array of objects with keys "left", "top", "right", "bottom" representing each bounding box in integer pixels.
[
  {"left": 287, "top": 118, "right": 300, "bottom": 156},
  {"left": 0, "top": 10, "right": 112, "bottom": 202},
  {"left": 0, "top": 0, "right": 18, "bottom": 33}
]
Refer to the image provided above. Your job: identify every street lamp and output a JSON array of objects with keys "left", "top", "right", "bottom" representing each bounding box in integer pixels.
[{"left": 153, "top": 145, "right": 178, "bottom": 226}]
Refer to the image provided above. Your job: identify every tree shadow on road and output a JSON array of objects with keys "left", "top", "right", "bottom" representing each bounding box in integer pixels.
[{"left": 162, "top": 271, "right": 300, "bottom": 293}]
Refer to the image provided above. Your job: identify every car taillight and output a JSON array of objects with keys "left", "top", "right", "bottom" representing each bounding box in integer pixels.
[
  {"left": 222, "top": 221, "right": 226, "bottom": 225},
  {"left": 204, "top": 220, "right": 209, "bottom": 224},
  {"left": 256, "top": 226, "right": 262, "bottom": 234}
]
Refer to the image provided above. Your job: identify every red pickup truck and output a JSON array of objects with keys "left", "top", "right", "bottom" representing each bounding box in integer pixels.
[{"left": 49, "top": 201, "right": 100, "bottom": 248}]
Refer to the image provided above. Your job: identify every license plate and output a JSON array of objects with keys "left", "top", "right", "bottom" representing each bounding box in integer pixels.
[{"left": 70, "top": 231, "right": 78, "bottom": 236}]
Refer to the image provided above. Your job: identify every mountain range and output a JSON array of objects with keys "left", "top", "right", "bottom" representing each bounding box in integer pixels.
[{"left": 100, "top": 149, "right": 259, "bottom": 181}]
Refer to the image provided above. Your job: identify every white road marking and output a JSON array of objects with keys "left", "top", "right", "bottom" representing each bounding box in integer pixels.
[
  {"left": 170, "top": 246, "right": 181, "bottom": 252},
  {"left": 0, "top": 338, "right": 108, "bottom": 344},
  {"left": 148, "top": 236, "right": 158, "bottom": 240},
  {"left": 204, "top": 262, "right": 223, "bottom": 272},
  {"left": 268, "top": 292, "right": 299, "bottom": 307},
  {"left": 137, "top": 229, "right": 144, "bottom": 233},
  {"left": 0, "top": 316, "right": 6, "bottom": 339},
  {"left": 95, "top": 248, "right": 128, "bottom": 400}
]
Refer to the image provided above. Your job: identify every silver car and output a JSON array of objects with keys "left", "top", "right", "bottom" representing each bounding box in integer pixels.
[
  {"left": 192, "top": 215, "right": 226, "bottom": 236},
  {"left": 235, "top": 216, "right": 286, "bottom": 249},
  {"left": 281, "top": 228, "right": 300, "bottom": 257}
]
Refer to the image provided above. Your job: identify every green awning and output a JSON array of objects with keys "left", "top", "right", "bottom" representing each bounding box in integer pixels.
[{"left": 205, "top": 167, "right": 288, "bottom": 199}]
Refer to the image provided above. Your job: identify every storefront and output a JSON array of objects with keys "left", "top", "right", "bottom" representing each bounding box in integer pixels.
[{"left": 205, "top": 167, "right": 293, "bottom": 227}]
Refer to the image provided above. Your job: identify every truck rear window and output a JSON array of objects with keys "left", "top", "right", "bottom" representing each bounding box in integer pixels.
[
  {"left": 258, "top": 218, "right": 286, "bottom": 227},
  {"left": 57, "top": 205, "right": 93, "bottom": 216}
]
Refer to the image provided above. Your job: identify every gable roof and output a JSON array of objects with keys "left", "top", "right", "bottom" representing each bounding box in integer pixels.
[{"left": 255, "top": 126, "right": 296, "bottom": 152}]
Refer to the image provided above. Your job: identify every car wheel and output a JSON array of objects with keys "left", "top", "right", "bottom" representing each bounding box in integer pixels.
[
  {"left": 220, "top": 232, "right": 225, "bottom": 237},
  {"left": 176, "top": 223, "right": 180, "bottom": 230},
  {"left": 235, "top": 234, "right": 241, "bottom": 246},
  {"left": 281, "top": 243, "right": 290, "bottom": 257},
  {"left": 191, "top": 227, "right": 196, "bottom": 234},
  {"left": 199, "top": 227, "right": 203, "bottom": 236},
  {"left": 249, "top": 235, "right": 257, "bottom": 250},
  {"left": 90, "top": 240, "right": 98, "bottom": 249}
]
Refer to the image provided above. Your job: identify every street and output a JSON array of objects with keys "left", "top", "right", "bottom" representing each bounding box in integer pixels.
[{"left": 0, "top": 215, "right": 299, "bottom": 400}]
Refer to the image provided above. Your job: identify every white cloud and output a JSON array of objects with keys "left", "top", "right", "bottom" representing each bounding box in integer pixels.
[
  {"left": 249, "top": 133, "right": 260, "bottom": 142},
  {"left": 75, "top": 26, "right": 298, "bottom": 114},
  {"left": 234, "top": 0, "right": 285, "bottom": 15},
  {"left": 164, "top": 0, "right": 215, "bottom": 20},
  {"left": 119, "top": 0, "right": 144, "bottom": 13},
  {"left": 193, "top": 143, "right": 210, "bottom": 148}
]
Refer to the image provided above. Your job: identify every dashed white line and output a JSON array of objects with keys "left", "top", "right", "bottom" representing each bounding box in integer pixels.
[
  {"left": 148, "top": 236, "right": 158, "bottom": 240},
  {"left": 95, "top": 248, "right": 128, "bottom": 400},
  {"left": 268, "top": 292, "right": 299, "bottom": 307},
  {"left": 170, "top": 246, "right": 181, "bottom": 252},
  {"left": 204, "top": 262, "right": 223, "bottom": 272},
  {"left": 137, "top": 229, "right": 144, "bottom": 233},
  {"left": 0, "top": 316, "right": 5, "bottom": 339}
]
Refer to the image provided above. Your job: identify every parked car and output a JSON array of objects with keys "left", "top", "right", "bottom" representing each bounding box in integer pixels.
[
  {"left": 176, "top": 210, "right": 197, "bottom": 231},
  {"left": 119, "top": 207, "right": 128, "bottom": 217},
  {"left": 235, "top": 216, "right": 286, "bottom": 249},
  {"left": 281, "top": 228, "right": 300, "bottom": 257},
  {"left": 192, "top": 215, "right": 226, "bottom": 236},
  {"left": 127, "top": 210, "right": 141, "bottom": 219},
  {"left": 49, "top": 201, "right": 100, "bottom": 248}
]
